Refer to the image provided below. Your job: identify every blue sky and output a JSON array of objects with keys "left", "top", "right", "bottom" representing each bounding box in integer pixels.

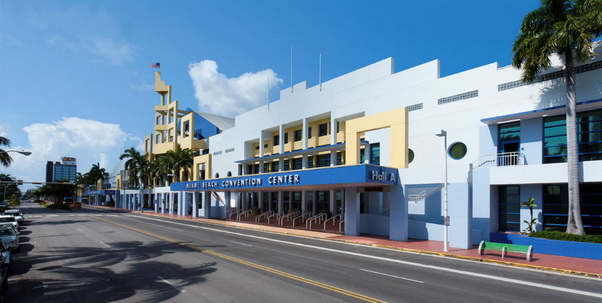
[{"left": 0, "top": 0, "right": 540, "bottom": 186}]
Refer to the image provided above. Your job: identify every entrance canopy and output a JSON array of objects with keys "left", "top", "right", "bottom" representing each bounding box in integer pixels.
[{"left": 171, "top": 164, "right": 399, "bottom": 192}]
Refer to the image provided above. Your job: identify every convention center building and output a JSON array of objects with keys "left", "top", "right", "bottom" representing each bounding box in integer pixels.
[{"left": 104, "top": 50, "right": 601, "bottom": 249}]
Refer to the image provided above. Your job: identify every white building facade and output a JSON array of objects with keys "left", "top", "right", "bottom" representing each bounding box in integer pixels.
[{"left": 116, "top": 51, "right": 602, "bottom": 250}]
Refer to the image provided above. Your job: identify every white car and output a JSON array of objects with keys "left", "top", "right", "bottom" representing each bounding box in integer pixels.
[
  {"left": 0, "top": 216, "right": 18, "bottom": 230},
  {"left": 3, "top": 209, "right": 24, "bottom": 224},
  {"left": 0, "top": 227, "right": 18, "bottom": 252}
]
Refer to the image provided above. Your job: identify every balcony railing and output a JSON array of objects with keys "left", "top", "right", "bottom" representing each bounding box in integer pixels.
[{"left": 474, "top": 152, "right": 525, "bottom": 168}]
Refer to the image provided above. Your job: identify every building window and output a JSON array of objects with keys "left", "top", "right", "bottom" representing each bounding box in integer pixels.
[
  {"left": 308, "top": 127, "right": 312, "bottom": 138},
  {"left": 543, "top": 109, "right": 602, "bottom": 163},
  {"left": 449, "top": 142, "right": 467, "bottom": 160},
  {"left": 543, "top": 183, "right": 602, "bottom": 234},
  {"left": 273, "top": 135, "right": 279, "bottom": 146},
  {"left": 263, "top": 162, "right": 270, "bottom": 173},
  {"left": 283, "top": 159, "right": 290, "bottom": 171},
  {"left": 336, "top": 151, "right": 344, "bottom": 165},
  {"left": 408, "top": 149, "right": 414, "bottom": 164},
  {"left": 498, "top": 185, "right": 521, "bottom": 232},
  {"left": 317, "top": 154, "right": 330, "bottom": 167},
  {"left": 370, "top": 143, "right": 380, "bottom": 165},
  {"left": 438, "top": 90, "right": 478, "bottom": 105},
  {"left": 271, "top": 161, "right": 279, "bottom": 172},
  {"left": 284, "top": 132, "right": 289, "bottom": 144},
  {"left": 292, "top": 158, "right": 303, "bottom": 170},
  {"left": 319, "top": 123, "right": 328, "bottom": 136},
  {"left": 294, "top": 129, "right": 302, "bottom": 142},
  {"left": 307, "top": 156, "right": 314, "bottom": 168},
  {"left": 407, "top": 103, "right": 423, "bottom": 111},
  {"left": 499, "top": 122, "right": 521, "bottom": 166}
]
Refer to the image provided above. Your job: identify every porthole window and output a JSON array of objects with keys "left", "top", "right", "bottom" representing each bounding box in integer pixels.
[
  {"left": 449, "top": 142, "right": 467, "bottom": 160},
  {"left": 408, "top": 149, "right": 414, "bottom": 164}
]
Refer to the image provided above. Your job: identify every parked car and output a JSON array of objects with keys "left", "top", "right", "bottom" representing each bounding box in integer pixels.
[
  {"left": 0, "top": 216, "right": 18, "bottom": 230},
  {"left": 0, "top": 240, "right": 11, "bottom": 275},
  {"left": 3, "top": 209, "right": 24, "bottom": 224},
  {"left": 0, "top": 201, "right": 7, "bottom": 208},
  {"left": 0, "top": 223, "right": 18, "bottom": 236},
  {"left": 0, "top": 227, "right": 18, "bottom": 252},
  {"left": 72, "top": 201, "right": 82, "bottom": 209}
]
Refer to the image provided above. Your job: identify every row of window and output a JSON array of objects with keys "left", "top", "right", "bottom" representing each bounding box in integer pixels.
[
  {"left": 270, "top": 123, "right": 330, "bottom": 146},
  {"left": 498, "top": 183, "right": 602, "bottom": 234},
  {"left": 498, "top": 60, "right": 602, "bottom": 91},
  {"left": 543, "top": 109, "right": 602, "bottom": 163}
]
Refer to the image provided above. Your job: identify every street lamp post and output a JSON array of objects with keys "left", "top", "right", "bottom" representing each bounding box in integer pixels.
[{"left": 435, "top": 130, "right": 449, "bottom": 252}]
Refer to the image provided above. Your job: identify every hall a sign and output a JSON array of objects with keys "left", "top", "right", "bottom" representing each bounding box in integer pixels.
[{"left": 370, "top": 169, "right": 396, "bottom": 183}]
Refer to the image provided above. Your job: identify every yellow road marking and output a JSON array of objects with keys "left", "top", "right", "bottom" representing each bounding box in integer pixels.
[{"left": 93, "top": 216, "right": 388, "bottom": 303}]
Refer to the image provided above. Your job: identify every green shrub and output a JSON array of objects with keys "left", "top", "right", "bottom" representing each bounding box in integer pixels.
[{"left": 530, "top": 231, "right": 602, "bottom": 243}]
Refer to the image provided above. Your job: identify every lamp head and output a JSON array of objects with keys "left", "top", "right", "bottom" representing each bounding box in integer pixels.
[{"left": 435, "top": 130, "right": 447, "bottom": 137}]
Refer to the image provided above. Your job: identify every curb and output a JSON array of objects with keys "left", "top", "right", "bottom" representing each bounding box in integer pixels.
[{"left": 88, "top": 205, "right": 602, "bottom": 279}]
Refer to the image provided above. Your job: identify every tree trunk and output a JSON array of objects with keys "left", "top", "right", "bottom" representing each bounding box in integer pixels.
[{"left": 564, "top": 52, "right": 585, "bottom": 235}]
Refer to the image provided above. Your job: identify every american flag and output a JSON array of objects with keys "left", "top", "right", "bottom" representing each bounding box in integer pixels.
[{"left": 151, "top": 62, "right": 160, "bottom": 69}]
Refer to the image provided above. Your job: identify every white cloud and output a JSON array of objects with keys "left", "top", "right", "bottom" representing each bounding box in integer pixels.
[
  {"left": 3, "top": 117, "right": 139, "bottom": 189},
  {"left": 188, "top": 60, "right": 283, "bottom": 117}
]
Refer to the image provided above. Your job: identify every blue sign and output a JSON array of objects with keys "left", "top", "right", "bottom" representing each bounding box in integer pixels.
[
  {"left": 171, "top": 164, "right": 399, "bottom": 191},
  {"left": 86, "top": 189, "right": 119, "bottom": 195}
]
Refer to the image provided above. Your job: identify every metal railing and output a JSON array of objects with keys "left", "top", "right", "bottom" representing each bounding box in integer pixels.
[
  {"left": 293, "top": 212, "right": 311, "bottom": 226},
  {"left": 268, "top": 211, "right": 283, "bottom": 224},
  {"left": 228, "top": 209, "right": 239, "bottom": 220},
  {"left": 339, "top": 220, "right": 345, "bottom": 232},
  {"left": 236, "top": 210, "right": 252, "bottom": 221},
  {"left": 323, "top": 214, "right": 341, "bottom": 230},
  {"left": 407, "top": 184, "right": 444, "bottom": 203},
  {"left": 474, "top": 152, "right": 525, "bottom": 168},
  {"left": 255, "top": 210, "right": 275, "bottom": 223},
  {"left": 306, "top": 213, "right": 328, "bottom": 229},
  {"left": 278, "top": 213, "right": 294, "bottom": 226}
]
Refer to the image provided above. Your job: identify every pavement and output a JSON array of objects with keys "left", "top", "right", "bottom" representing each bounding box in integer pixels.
[{"left": 95, "top": 206, "right": 602, "bottom": 279}]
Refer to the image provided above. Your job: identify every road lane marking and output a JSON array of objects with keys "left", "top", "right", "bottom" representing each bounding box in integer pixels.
[
  {"left": 157, "top": 276, "right": 186, "bottom": 292},
  {"left": 100, "top": 242, "right": 111, "bottom": 248},
  {"left": 130, "top": 215, "right": 602, "bottom": 299},
  {"left": 229, "top": 241, "right": 253, "bottom": 247},
  {"left": 94, "top": 216, "right": 386, "bottom": 303},
  {"left": 360, "top": 269, "right": 424, "bottom": 284}
]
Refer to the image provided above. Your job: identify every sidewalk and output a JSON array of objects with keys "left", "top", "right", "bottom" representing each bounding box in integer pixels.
[{"left": 107, "top": 207, "right": 602, "bottom": 279}]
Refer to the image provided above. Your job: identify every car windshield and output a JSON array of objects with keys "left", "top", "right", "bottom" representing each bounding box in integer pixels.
[{"left": 0, "top": 229, "right": 14, "bottom": 236}]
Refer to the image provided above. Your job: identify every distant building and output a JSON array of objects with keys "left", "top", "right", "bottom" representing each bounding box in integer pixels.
[{"left": 46, "top": 157, "right": 77, "bottom": 183}]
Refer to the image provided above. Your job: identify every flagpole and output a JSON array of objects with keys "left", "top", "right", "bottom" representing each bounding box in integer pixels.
[{"left": 319, "top": 52, "right": 322, "bottom": 92}]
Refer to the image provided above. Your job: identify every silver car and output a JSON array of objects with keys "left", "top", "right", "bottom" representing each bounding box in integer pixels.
[
  {"left": 3, "top": 209, "right": 24, "bottom": 224},
  {"left": 0, "top": 216, "right": 18, "bottom": 230},
  {"left": 0, "top": 227, "right": 18, "bottom": 252}
]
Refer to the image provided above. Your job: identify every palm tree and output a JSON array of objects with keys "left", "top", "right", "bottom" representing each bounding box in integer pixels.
[
  {"left": 512, "top": 0, "right": 602, "bottom": 235},
  {"left": 119, "top": 147, "right": 148, "bottom": 188},
  {"left": 165, "top": 149, "right": 196, "bottom": 182},
  {"left": 0, "top": 136, "right": 13, "bottom": 167}
]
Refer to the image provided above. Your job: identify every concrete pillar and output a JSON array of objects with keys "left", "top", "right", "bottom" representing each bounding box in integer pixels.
[
  {"left": 278, "top": 191, "right": 283, "bottom": 214},
  {"left": 259, "top": 191, "right": 264, "bottom": 211},
  {"left": 154, "top": 194, "right": 158, "bottom": 213},
  {"left": 169, "top": 192, "right": 174, "bottom": 214},
  {"left": 192, "top": 192, "right": 198, "bottom": 218},
  {"left": 312, "top": 191, "right": 317, "bottom": 215},
  {"left": 302, "top": 118, "right": 308, "bottom": 150},
  {"left": 329, "top": 190, "right": 336, "bottom": 215},
  {"left": 388, "top": 184, "right": 408, "bottom": 242},
  {"left": 301, "top": 191, "right": 307, "bottom": 214},
  {"left": 330, "top": 117, "right": 337, "bottom": 145},
  {"left": 203, "top": 191, "right": 211, "bottom": 218},
  {"left": 344, "top": 188, "right": 360, "bottom": 236}
]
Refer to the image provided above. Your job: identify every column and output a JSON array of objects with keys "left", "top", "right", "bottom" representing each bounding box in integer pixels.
[
  {"left": 279, "top": 124, "right": 285, "bottom": 171},
  {"left": 192, "top": 192, "right": 198, "bottom": 218},
  {"left": 277, "top": 191, "right": 283, "bottom": 214},
  {"left": 344, "top": 187, "right": 360, "bottom": 236},
  {"left": 329, "top": 190, "right": 336, "bottom": 215},
  {"left": 169, "top": 192, "right": 174, "bottom": 214},
  {"left": 301, "top": 191, "right": 307, "bottom": 214},
  {"left": 312, "top": 191, "right": 317, "bottom": 215},
  {"left": 330, "top": 117, "right": 337, "bottom": 145},
  {"left": 203, "top": 191, "right": 211, "bottom": 218},
  {"left": 388, "top": 184, "right": 408, "bottom": 242}
]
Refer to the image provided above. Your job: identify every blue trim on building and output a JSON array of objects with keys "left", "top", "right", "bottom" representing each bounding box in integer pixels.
[
  {"left": 481, "top": 98, "right": 602, "bottom": 123},
  {"left": 171, "top": 164, "right": 399, "bottom": 191}
]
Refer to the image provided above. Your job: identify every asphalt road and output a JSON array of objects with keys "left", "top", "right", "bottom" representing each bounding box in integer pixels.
[{"left": 5, "top": 202, "right": 602, "bottom": 303}]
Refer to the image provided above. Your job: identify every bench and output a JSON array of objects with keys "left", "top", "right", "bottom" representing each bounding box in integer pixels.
[{"left": 478, "top": 241, "right": 533, "bottom": 261}]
